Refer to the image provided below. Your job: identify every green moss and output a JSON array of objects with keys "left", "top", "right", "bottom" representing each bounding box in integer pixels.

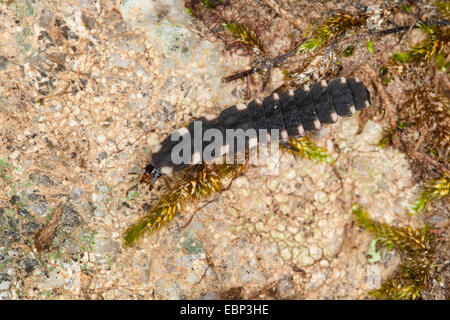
[
  {"left": 367, "top": 40, "right": 374, "bottom": 53},
  {"left": 282, "top": 137, "right": 334, "bottom": 164},
  {"left": 202, "top": 0, "right": 212, "bottom": 9},
  {"left": 409, "top": 175, "right": 450, "bottom": 215},
  {"left": 124, "top": 163, "right": 244, "bottom": 246},
  {"left": 352, "top": 205, "right": 434, "bottom": 300},
  {"left": 297, "top": 38, "right": 325, "bottom": 53},
  {"left": 435, "top": 1, "right": 450, "bottom": 19},
  {"left": 398, "top": 88, "right": 449, "bottom": 165},
  {"left": 297, "top": 13, "right": 368, "bottom": 54},
  {"left": 185, "top": 7, "right": 195, "bottom": 17},
  {"left": 353, "top": 205, "right": 432, "bottom": 254},
  {"left": 396, "top": 119, "right": 413, "bottom": 130},
  {"left": 343, "top": 45, "right": 355, "bottom": 57},
  {"left": 222, "top": 22, "right": 263, "bottom": 53},
  {"left": 378, "top": 130, "right": 393, "bottom": 149},
  {"left": 391, "top": 23, "right": 449, "bottom": 66},
  {"left": 435, "top": 53, "right": 449, "bottom": 72}
]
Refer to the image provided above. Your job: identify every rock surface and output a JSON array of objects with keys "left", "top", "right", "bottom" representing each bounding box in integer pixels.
[{"left": 0, "top": 0, "right": 433, "bottom": 299}]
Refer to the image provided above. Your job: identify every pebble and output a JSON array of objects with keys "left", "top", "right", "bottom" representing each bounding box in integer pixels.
[
  {"left": 294, "top": 232, "right": 305, "bottom": 243},
  {"left": 10, "top": 150, "right": 20, "bottom": 159},
  {"left": 309, "top": 245, "right": 323, "bottom": 261},
  {"left": 283, "top": 167, "right": 296, "bottom": 180},
  {"left": 0, "top": 281, "right": 10, "bottom": 290},
  {"left": 97, "top": 135, "right": 106, "bottom": 144},
  {"left": 270, "top": 230, "right": 285, "bottom": 241},
  {"left": 279, "top": 203, "right": 292, "bottom": 215},
  {"left": 296, "top": 247, "right": 315, "bottom": 267},
  {"left": 267, "top": 179, "right": 280, "bottom": 192},
  {"left": 255, "top": 222, "right": 269, "bottom": 233},
  {"left": 308, "top": 269, "right": 327, "bottom": 289},
  {"left": 320, "top": 260, "right": 330, "bottom": 267},
  {"left": 235, "top": 176, "right": 250, "bottom": 189},
  {"left": 280, "top": 248, "right": 292, "bottom": 261},
  {"left": 314, "top": 191, "right": 328, "bottom": 204},
  {"left": 287, "top": 226, "right": 299, "bottom": 234},
  {"left": 0, "top": 291, "right": 9, "bottom": 299}
]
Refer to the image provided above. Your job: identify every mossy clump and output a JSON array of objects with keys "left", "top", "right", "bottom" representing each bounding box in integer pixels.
[
  {"left": 282, "top": 137, "right": 334, "bottom": 164},
  {"left": 378, "top": 84, "right": 449, "bottom": 178},
  {"left": 399, "top": 88, "right": 449, "bottom": 164},
  {"left": 297, "top": 13, "right": 368, "bottom": 54},
  {"left": 222, "top": 22, "right": 264, "bottom": 54},
  {"left": 352, "top": 205, "right": 434, "bottom": 300},
  {"left": 124, "top": 163, "right": 247, "bottom": 246},
  {"left": 391, "top": 23, "right": 449, "bottom": 68},
  {"left": 371, "top": 255, "right": 433, "bottom": 300},
  {"left": 409, "top": 175, "right": 450, "bottom": 215},
  {"left": 434, "top": 1, "right": 449, "bottom": 20}
]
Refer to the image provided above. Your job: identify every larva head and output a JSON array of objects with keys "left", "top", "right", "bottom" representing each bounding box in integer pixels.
[{"left": 140, "top": 164, "right": 162, "bottom": 190}]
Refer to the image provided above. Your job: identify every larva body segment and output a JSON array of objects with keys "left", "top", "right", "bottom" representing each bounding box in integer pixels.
[
  {"left": 262, "top": 93, "right": 289, "bottom": 141},
  {"left": 279, "top": 89, "right": 304, "bottom": 137},
  {"left": 346, "top": 77, "right": 371, "bottom": 110},
  {"left": 247, "top": 99, "right": 269, "bottom": 138},
  {"left": 329, "top": 77, "right": 357, "bottom": 116},
  {"left": 149, "top": 77, "right": 370, "bottom": 179},
  {"left": 311, "top": 80, "right": 338, "bottom": 124},
  {"left": 294, "top": 85, "right": 320, "bottom": 131}
]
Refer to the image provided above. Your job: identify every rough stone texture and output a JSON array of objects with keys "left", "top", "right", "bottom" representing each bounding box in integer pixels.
[{"left": 0, "top": 0, "right": 442, "bottom": 300}]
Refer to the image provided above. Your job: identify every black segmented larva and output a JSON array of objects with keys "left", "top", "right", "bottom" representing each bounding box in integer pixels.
[{"left": 143, "top": 77, "right": 370, "bottom": 186}]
